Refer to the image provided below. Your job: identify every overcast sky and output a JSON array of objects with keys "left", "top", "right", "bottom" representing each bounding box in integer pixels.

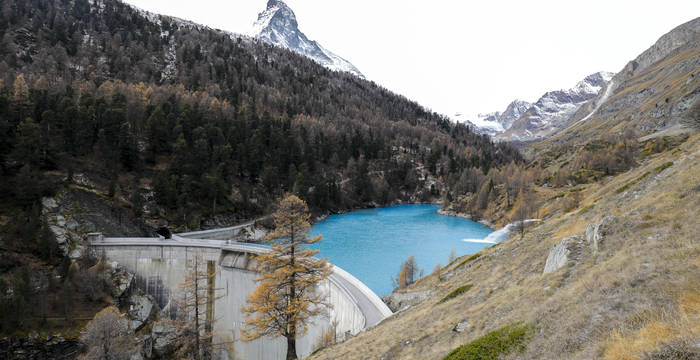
[{"left": 125, "top": 0, "right": 699, "bottom": 120}]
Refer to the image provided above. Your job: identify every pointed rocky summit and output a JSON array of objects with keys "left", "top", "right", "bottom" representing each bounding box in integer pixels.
[{"left": 251, "top": 0, "right": 364, "bottom": 78}]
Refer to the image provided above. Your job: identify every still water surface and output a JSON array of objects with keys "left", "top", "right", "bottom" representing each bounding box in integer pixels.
[{"left": 310, "top": 204, "right": 494, "bottom": 296}]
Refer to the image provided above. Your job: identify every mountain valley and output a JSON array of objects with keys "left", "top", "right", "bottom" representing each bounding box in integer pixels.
[{"left": 0, "top": 1, "right": 697, "bottom": 360}]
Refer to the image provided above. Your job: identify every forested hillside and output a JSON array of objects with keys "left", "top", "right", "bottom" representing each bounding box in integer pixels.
[{"left": 0, "top": 0, "right": 521, "bottom": 228}]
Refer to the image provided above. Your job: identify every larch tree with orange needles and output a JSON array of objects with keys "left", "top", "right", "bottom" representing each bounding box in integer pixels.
[
  {"left": 242, "top": 195, "right": 332, "bottom": 360},
  {"left": 173, "top": 255, "right": 223, "bottom": 360}
]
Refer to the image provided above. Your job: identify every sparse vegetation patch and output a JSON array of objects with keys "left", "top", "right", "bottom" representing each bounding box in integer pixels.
[
  {"left": 457, "top": 253, "right": 481, "bottom": 268},
  {"left": 438, "top": 284, "right": 473, "bottom": 304},
  {"left": 616, "top": 172, "right": 651, "bottom": 194},
  {"left": 654, "top": 161, "right": 674, "bottom": 173}
]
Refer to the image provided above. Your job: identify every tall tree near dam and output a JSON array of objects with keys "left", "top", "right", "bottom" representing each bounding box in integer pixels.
[{"left": 243, "top": 195, "right": 332, "bottom": 360}]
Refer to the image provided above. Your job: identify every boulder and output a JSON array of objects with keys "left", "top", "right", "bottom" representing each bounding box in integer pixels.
[
  {"left": 109, "top": 267, "right": 134, "bottom": 299},
  {"left": 127, "top": 293, "right": 156, "bottom": 331},
  {"left": 69, "top": 245, "right": 84, "bottom": 260},
  {"left": 246, "top": 227, "right": 268, "bottom": 242},
  {"left": 49, "top": 226, "right": 68, "bottom": 245},
  {"left": 41, "top": 197, "right": 58, "bottom": 210},
  {"left": 543, "top": 235, "right": 585, "bottom": 274},
  {"left": 382, "top": 290, "right": 434, "bottom": 312},
  {"left": 151, "top": 320, "right": 178, "bottom": 357},
  {"left": 453, "top": 320, "right": 469, "bottom": 333}
]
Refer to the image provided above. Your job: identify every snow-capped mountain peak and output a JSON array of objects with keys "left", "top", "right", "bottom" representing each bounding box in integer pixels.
[
  {"left": 572, "top": 71, "right": 615, "bottom": 96},
  {"left": 250, "top": 0, "right": 364, "bottom": 78},
  {"left": 251, "top": 0, "right": 296, "bottom": 37}
]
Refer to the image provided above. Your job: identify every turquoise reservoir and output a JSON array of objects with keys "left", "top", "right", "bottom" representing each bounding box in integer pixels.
[{"left": 310, "top": 204, "right": 494, "bottom": 297}]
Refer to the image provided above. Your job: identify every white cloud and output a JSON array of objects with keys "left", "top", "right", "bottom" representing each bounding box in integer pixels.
[{"left": 125, "top": 0, "right": 699, "bottom": 119}]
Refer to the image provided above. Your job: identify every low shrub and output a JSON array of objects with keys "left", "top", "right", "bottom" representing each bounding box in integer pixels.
[
  {"left": 457, "top": 253, "right": 481, "bottom": 268},
  {"left": 616, "top": 172, "right": 651, "bottom": 194},
  {"left": 438, "top": 284, "right": 473, "bottom": 304},
  {"left": 443, "top": 322, "right": 535, "bottom": 360},
  {"left": 654, "top": 161, "right": 673, "bottom": 173}
]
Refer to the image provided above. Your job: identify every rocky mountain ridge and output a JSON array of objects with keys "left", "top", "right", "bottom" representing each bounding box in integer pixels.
[{"left": 494, "top": 71, "right": 614, "bottom": 142}]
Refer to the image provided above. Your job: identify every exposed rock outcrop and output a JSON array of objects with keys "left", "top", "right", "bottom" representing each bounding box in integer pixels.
[
  {"left": 585, "top": 216, "right": 617, "bottom": 253},
  {"left": 453, "top": 320, "right": 470, "bottom": 333},
  {"left": 151, "top": 320, "right": 178, "bottom": 357},
  {"left": 382, "top": 290, "right": 434, "bottom": 312},
  {"left": 543, "top": 235, "right": 585, "bottom": 274},
  {"left": 544, "top": 216, "right": 619, "bottom": 274},
  {"left": 127, "top": 292, "right": 156, "bottom": 331},
  {"left": 108, "top": 263, "right": 135, "bottom": 299},
  {"left": 437, "top": 209, "right": 471, "bottom": 220},
  {"left": 42, "top": 187, "right": 154, "bottom": 257}
]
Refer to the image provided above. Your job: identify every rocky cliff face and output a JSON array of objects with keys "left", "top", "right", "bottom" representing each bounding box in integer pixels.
[
  {"left": 251, "top": 0, "right": 364, "bottom": 78},
  {"left": 499, "top": 99, "right": 533, "bottom": 130},
  {"left": 42, "top": 186, "right": 154, "bottom": 260}
]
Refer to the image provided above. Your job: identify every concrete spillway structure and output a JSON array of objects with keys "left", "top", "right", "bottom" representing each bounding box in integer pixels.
[{"left": 88, "top": 234, "right": 391, "bottom": 359}]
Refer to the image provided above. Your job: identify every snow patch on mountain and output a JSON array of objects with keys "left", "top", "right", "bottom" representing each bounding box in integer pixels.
[
  {"left": 452, "top": 112, "right": 504, "bottom": 135},
  {"left": 250, "top": 0, "right": 364, "bottom": 78},
  {"left": 452, "top": 99, "right": 532, "bottom": 136}
]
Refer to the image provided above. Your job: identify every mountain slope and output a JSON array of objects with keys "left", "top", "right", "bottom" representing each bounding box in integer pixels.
[
  {"left": 548, "top": 17, "right": 700, "bottom": 147},
  {"left": 251, "top": 0, "right": 364, "bottom": 78},
  {"left": 310, "top": 17, "right": 700, "bottom": 360},
  {"left": 495, "top": 71, "right": 614, "bottom": 142}
]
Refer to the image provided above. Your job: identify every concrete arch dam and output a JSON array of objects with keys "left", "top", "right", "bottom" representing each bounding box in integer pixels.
[{"left": 88, "top": 234, "right": 392, "bottom": 359}]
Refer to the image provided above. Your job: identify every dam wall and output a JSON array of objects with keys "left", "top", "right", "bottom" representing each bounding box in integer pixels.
[{"left": 89, "top": 236, "right": 386, "bottom": 359}]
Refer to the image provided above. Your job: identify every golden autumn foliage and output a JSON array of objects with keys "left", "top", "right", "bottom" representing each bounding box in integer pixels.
[
  {"left": 396, "top": 255, "right": 418, "bottom": 289},
  {"left": 32, "top": 75, "right": 48, "bottom": 91},
  {"left": 13, "top": 74, "right": 29, "bottom": 102},
  {"left": 79, "top": 306, "right": 135, "bottom": 360},
  {"left": 242, "top": 195, "right": 332, "bottom": 360}
]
